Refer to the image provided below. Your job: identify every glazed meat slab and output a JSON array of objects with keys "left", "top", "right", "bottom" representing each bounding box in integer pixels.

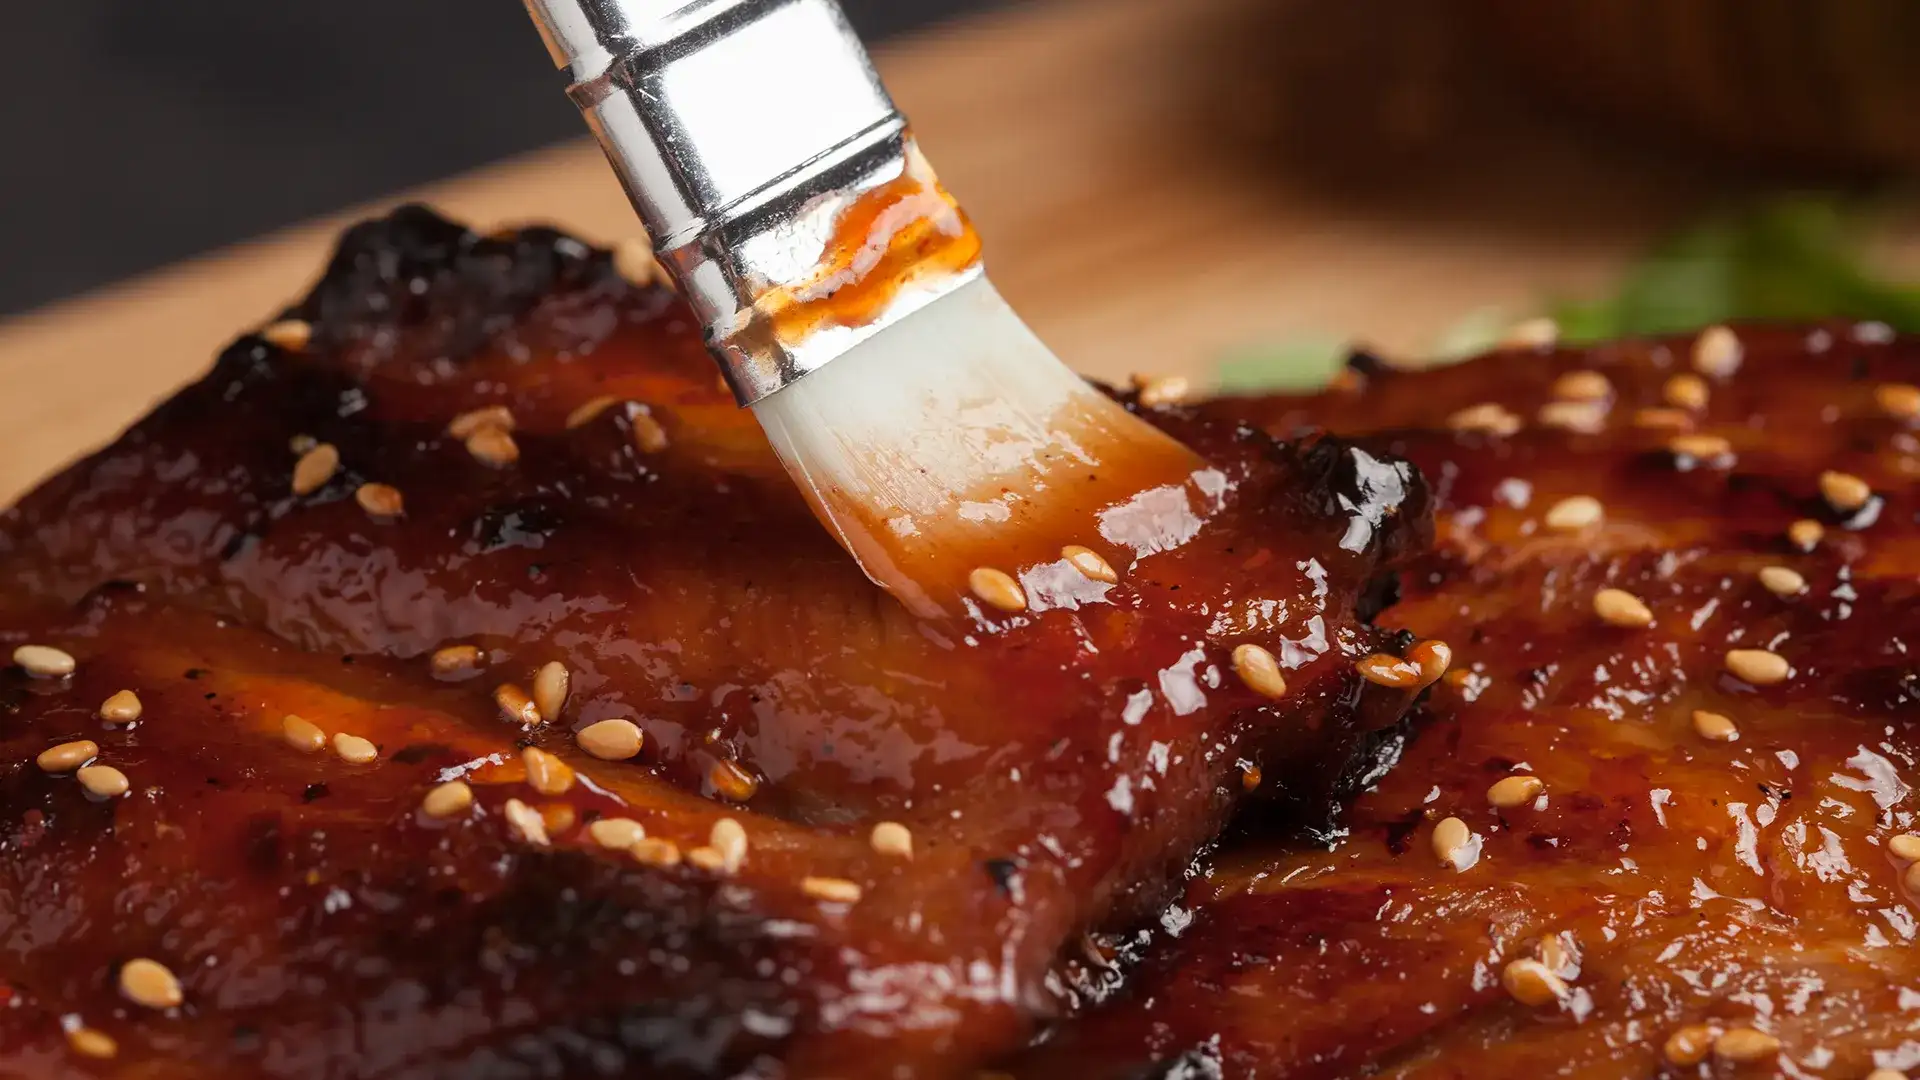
[
  {"left": 0, "top": 208, "right": 1431, "bottom": 1078},
  {"left": 1009, "top": 326, "right": 1920, "bottom": 1078}
]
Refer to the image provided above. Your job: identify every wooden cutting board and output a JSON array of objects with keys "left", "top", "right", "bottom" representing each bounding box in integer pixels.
[{"left": 0, "top": 0, "right": 1786, "bottom": 503}]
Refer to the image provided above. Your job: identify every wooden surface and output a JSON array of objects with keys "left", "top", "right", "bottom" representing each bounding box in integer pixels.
[{"left": 0, "top": 0, "right": 1852, "bottom": 503}]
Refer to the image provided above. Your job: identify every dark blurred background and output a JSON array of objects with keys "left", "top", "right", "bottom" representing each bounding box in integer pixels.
[
  {"left": 11, "top": 0, "right": 1920, "bottom": 324},
  {"left": 0, "top": 0, "right": 996, "bottom": 318}
]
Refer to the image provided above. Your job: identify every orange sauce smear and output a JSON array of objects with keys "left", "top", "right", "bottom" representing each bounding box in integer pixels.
[{"left": 755, "top": 144, "right": 983, "bottom": 344}]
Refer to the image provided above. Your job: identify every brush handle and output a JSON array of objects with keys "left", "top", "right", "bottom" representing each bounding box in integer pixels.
[{"left": 523, "top": 0, "right": 977, "bottom": 404}]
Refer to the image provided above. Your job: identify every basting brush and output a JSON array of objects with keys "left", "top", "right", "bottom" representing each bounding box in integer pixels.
[{"left": 523, "top": 0, "right": 1213, "bottom": 617}]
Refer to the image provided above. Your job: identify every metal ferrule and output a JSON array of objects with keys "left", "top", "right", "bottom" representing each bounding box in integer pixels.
[{"left": 522, "top": 0, "right": 983, "bottom": 404}]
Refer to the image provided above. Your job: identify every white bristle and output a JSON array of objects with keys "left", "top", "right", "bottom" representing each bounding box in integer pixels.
[
  {"left": 755, "top": 276, "right": 1096, "bottom": 516},
  {"left": 753, "top": 274, "right": 1201, "bottom": 617}
]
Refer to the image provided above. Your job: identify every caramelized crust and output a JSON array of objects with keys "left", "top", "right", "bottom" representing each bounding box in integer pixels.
[
  {"left": 0, "top": 208, "right": 1428, "bottom": 1077},
  {"left": 1009, "top": 326, "right": 1920, "bottom": 1078}
]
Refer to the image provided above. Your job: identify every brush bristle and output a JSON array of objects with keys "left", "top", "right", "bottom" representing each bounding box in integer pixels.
[{"left": 753, "top": 275, "right": 1208, "bottom": 617}]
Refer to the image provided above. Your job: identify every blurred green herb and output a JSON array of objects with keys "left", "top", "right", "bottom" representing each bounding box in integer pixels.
[
  {"left": 1215, "top": 196, "right": 1920, "bottom": 391},
  {"left": 1551, "top": 197, "right": 1920, "bottom": 342},
  {"left": 1214, "top": 335, "right": 1348, "bottom": 393}
]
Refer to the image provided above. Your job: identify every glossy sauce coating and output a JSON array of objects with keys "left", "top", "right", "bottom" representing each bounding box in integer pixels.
[
  {"left": 1009, "top": 325, "right": 1920, "bottom": 1078},
  {"left": 0, "top": 206, "right": 1429, "bottom": 1078}
]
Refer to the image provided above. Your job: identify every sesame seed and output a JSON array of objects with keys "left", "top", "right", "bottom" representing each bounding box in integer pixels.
[
  {"left": 1544, "top": 495, "right": 1603, "bottom": 531},
  {"left": 1133, "top": 373, "right": 1191, "bottom": 407},
  {"left": 1409, "top": 640, "right": 1452, "bottom": 684},
  {"left": 1499, "top": 958, "right": 1566, "bottom": 1007},
  {"left": 282, "top": 714, "right": 326, "bottom": 753},
  {"left": 1536, "top": 935, "right": 1573, "bottom": 973},
  {"left": 686, "top": 846, "right": 725, "bottom": 871},
  {"left": 1592, "top": 588, "right": 1653, "bottom": 629},
  {"left": 1432, "top": 816, "right": 1475, "bottom": 870},
  {"left": 66, "top": 1026, "right": 117, "bottom": 1059},
  {"left": 629, "top": 406, "right": 670, "bottom": 453},
  {"left": 1818, "top": 469, "right": 1871, "bottom": 512},
  {"left": 710, "top": 759, "right": 760, "bottom": 801},
  {"left": 588, "top": 817, "right": 647, "bottom": 849},
  {"left": 870, "top": 821, "right": 913, "bottom": 859},
  {"left": 291, "top": 443, "right": 340, "bottom": 496},
  {"left": 1875, "top": 382, "right": 1920, "bottom": 421},
  {"left": 1551, "top": 370, "right": 1610, "bottom": 401},
  {"left": 118, "top": 958, "right": 183, "bottom": 1010},
  {"left": 1757, "top": 566, "right": 1806, "bottom": 597},
  {"left": 613, "top": 239, "right": 661, "bottom": 287},
  {"left": 430, "top": 645, "right": 484, "bottom": 677},
  {"left": 1446, "top": 402, "right": 1522, "bottom": 436},
  {"left": 1906, "top": 861, "right": 1920, "bottom": 893},
  {"left": 1668, "top": 433, "right": 1732, "bottom": 463},
  {"left": 968, "top": 567, "right": 1027, "bottom": 612},
  {"left": 447, "top": 405, "right": 515, "bottom": 440},
  {"left": 1535, "top": 400, "right": 1607, "bottom": 434},
  {"left": 289, "top": 433, "right": 317, "bottom": 454},
  {"left": 36, "top": 740, "right": 98, "bottom": 774},
  {"left": 1633, "top": 407, "right": 1694, "bottom": 430},
  {"left": 1712, "top": 1027, "right": 1780, "bottom": 1064},
  {"left": 332, "top": 733, "right": 378, "bottom": 764},
  {"left": 565, "top": 395, "right": 619, "bottom": 429},
  {"left": 577, "top": 717, "right": 644, "bottom": 761},
  {"left": 631, "top": 837, "right": 682, "bottom": 867},
  {"left": 421, "top": 780, "right": 473, "bottom": 819},
  {"left": 261, "top": 319, "right": 312, "bottom": 350},
  {"left": 503, "top": 797, "right": 549, "bottom": 845},
  {"left": 1487, "top": 775, "right": 1544, "bottom": 809},
  {"left": 465, "top": 426, "right": 520, "bottom": 468},
  {"left": 1788, "top": 518, "right": 1825, "bottom": 551},
  {"left": 495, "top": 683, "right": 542, "bottom": 727},
  {"left": 1062, "top": 545, "right": 1119, "bottom": 584},
  {"left": 1887, "top": 834, "right": 1920, "bottom": 861},
  {"left": 98, "top": 689, "right": 141, "bottom": 722},
  {"left": 522, "top": 747, "right": 575, "bottom": 795},
  {"left": 1355, "top": 653, "right": 1423, "bottom": 690},
  {"left": 1663, "top": 373, "right": 1709, "bottom": 411},
  {"left": 1231, "top": 643, "right": 1288, "bottom": 700},
  {"left": 801, "top": 876, "right": 863, "bottom": 904},
  {"left": 1866, "top": 1071, "right": 1910, "bottom": 1080},
  {"left": 1692, "top": 324, "right": 1742, "bottom": 377},
  {"left": 13, "top": 644, "right": 75, "bottom": 678},
  {"left": 76, "top": 765, "right": 129, "bottom": 799},
  {"left": 354, "top": 482, "right": 404, "bottom": 519},
  {"left": 710, "top": 817, "right": 748, "bottom": 872},
  {"left": 532, "top": 661, "right": 570, "bottom": 723},
  {"left": 1663, "top": 1025, "right": 1714, "bottom": 1067},
  {"left": 1725, "top": 648, "right": 1790, "bottom": 686},
  {"left": 1502, "top": 317, "right": 1559, "bottom": 349},
  {"left": 1693, "top": 710, "right": 1739, "bottom": 742}
]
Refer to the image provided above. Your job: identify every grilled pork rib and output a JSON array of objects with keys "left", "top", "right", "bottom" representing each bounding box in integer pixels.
[
  {"left": 1009, "top": 326, "right": 1920, "bottom": 1078},
  {"left": 0, "top": 207, "right": 1428, "bottom": 1078}
]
